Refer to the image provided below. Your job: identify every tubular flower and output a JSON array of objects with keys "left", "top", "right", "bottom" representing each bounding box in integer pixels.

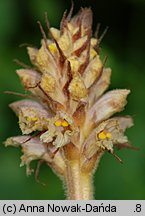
[
  {"left": 5, "top": 7, "right": 134, "bottom": 200},
  {"left": 40, "top": 111, "right": 78, "bottom": 148}
]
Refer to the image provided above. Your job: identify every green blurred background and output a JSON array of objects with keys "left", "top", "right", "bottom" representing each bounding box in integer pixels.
[{"left": 0, "top": 0, "right": 145, "bottom": 200}]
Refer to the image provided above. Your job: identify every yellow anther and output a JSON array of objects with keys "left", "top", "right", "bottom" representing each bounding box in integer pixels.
[
  {"left": 48, "top": 43, "right": 57, "bottom": 54},
  {"left": 106, "top": 132, "right": 112, "bottom": 138},
  {"left": 55, "top": 120, "right": 62, "bottom": 127},
  {"left": 61, "top": 120, "right": 69, "bottom": 127},
  {"left": 26, "top": 117, "right": 38, "bottom": 121},
  {"left": 98, "top": 131, "right": 106, "bottom": 140},
  {"left": 32, "top": 117, "right": 38, "bottom": 121}
]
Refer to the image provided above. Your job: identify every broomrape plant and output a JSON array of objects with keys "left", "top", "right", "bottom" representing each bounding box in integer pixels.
[{"left": 4, "top": 6, "right": 134, "bottom": 200}]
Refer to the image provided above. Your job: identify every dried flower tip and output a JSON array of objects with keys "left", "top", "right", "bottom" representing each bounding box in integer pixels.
[
  {"left": 16, "top": 69, "right": 41, "bottom": 89},
  {"left": 27, "top": 47, "right": 38, "bottom": 65}
]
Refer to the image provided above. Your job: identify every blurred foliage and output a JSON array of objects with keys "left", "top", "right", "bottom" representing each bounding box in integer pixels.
[{"left": 0, "top": 0, "right": 145, "bottom": 199}]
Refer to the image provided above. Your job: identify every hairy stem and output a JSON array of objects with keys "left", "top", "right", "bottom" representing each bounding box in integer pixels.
[{"left": 65, "top": 159, "right": 93, "bottom": 200}]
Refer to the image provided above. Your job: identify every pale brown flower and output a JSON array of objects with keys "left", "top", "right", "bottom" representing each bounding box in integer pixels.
[{"left": 4, "top": 6, "right": 134, "bottom": 200}]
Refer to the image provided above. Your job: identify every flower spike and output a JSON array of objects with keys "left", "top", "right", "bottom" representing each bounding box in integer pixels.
[{"left": 4, "top": 6, "right": 134, "bottom": 200}]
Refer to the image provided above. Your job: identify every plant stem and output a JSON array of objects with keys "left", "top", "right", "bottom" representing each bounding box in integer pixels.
[{"left": 65, "top": 159, "right": 93, "bottom": 200}]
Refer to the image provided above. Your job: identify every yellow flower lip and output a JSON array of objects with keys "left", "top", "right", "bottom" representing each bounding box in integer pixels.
[
  {"left": 26, "top": 117, "right": 38, "bottom": 122},
  {"left": 98, "top": 130, "right": 112, "bottom": 140},
  {"left": 55, "top": 119, "right": 69, "bottom": 127}
]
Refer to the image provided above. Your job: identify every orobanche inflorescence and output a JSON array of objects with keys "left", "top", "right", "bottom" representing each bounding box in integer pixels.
[{"left": 5, "top": 6, "right": 133, "bottom": 200}]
